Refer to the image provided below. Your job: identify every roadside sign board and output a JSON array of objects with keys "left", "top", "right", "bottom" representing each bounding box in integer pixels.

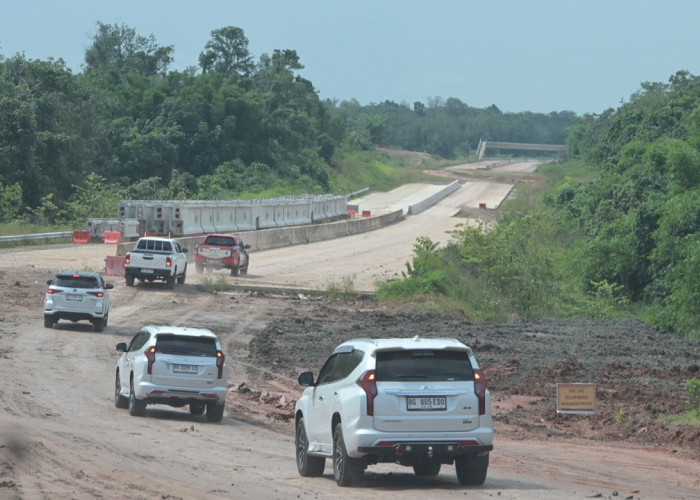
[{"left": 557, "top": 383, "right": 596, "bottom": 414}]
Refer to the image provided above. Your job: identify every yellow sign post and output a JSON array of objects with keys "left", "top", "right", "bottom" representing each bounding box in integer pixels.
[{"left": 556, "top": 383, "right": 596, "bottom": 414}]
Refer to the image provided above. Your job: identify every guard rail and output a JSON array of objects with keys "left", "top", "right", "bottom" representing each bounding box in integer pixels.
[{"left": 0, "top": 231, "right": 73, "bottom": 244}]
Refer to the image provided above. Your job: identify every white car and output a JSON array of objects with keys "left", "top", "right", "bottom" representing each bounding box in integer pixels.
[
  {"left": 115, "top": 325, "right": 228, "bottom": 422},
  {"left": 124, "top": 237, "right": 188, "bottom": 289},
  {"left": 294, "top": 336, "right": 494, "bottom": 486},
  {"left": 44, "top": 270, "right": 113, "bottom": 331}
]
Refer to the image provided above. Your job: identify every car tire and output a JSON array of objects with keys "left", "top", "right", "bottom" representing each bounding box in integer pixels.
[
  {"left": 114, "top": 372, "right": 128, "bottom": 409},
  {"left": 240, "top": 266, "right": 248, "bottom": 276},
  {"left": 128, "top": 380, "right": 146, "bottom": 416},
  {"left": 189, "top": 402, "right": 205, "bottom": 416},
  {"left": 455, "top": 453, "right": 489, "bottom": 486},
  {"left": 93, "top": 318, "right": 105, "bottom": 332},
  {"left": 295, "top": 417, "right": 325, "bottom": 477},
  {"left": 165, "top": 275, "right": 175, "bottom": 290},
  {"left": 205, "top": 402, "right": 224, "bottom": 422},
  {"left": 177, "top": 266, "right": 186, "bottom": 285},
  {"left": 125, "top": 273, "right": 135, "bottom": 287},
  {"left": 413, "top": 461, "right": 441, "bottom": 477},
  {"left": 333, "top": 423, "right": 363, "bottom": 486},
  {"left": 44, "top": 315, "right": 54, "bottom": 328},
  {"left": 195, "top": 262, "right": 204, "bottom": 274},
  {"left": 230, "top": 265, "right": 239, "bottom": 276}
]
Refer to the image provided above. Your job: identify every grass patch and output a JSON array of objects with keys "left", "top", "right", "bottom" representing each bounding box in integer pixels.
[
  {"left": 0, "top": 222, "right": 73, "bottom": 236},
  {"left": 199, "top": 274, "right": 233, "bottom": 293},
  {"left": 658, "top": 377, "right": 700, "bottom": 425},
  {"left": 325, "top": 275, "right": 357, "bottom": 299},
  {"left": 331, "top": 146, "right": 459, "bottom": 194},
  {"left": 661, "top": 409, "right": 700, "bottom": 425},
  {"left": 0, "top": 222, "right": 75, "bottom": 249}
]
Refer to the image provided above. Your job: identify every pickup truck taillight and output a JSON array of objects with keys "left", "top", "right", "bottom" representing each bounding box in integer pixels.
[
  {"left": 125, "top": 253, "right": 131, "bottom": 264},
  {"left": 166, "top": 256, "right": 172, "bottom": 268},
  {"left": 216, "top": 350, "right": 225, "bottom": 379},
  {"left": 357, "top": 370, "right": 377, "bottom": 416},
  {"left": 474, "top": 369, "right": 487, "bottom": 415},
  {"left": 145, "top": 346, "right": 156, "bottom": 374}
]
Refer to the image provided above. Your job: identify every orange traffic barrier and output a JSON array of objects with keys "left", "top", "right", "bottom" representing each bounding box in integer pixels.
[
  {"left": 72, "top": 230, "right": 90, "bottom": 244},
  {"left": 362, "top": 210, "right": 371, "bottom": 218},
  {"left": 104, "top": 256, "right": 126, "bottom": 276},
  {"left": 347, "top": 210, "right": 357, "bottom": 218},
  {"left": 103, "top": 231, "right": 122, "bottom": 244}
]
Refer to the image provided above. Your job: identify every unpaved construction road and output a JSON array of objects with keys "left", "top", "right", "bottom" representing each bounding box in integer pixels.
[{"left": 1, "top": 167, "right": 699, "bottom": 499}]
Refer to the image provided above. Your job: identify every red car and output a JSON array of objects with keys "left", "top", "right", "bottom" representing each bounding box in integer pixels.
[{"left": 194, "top": 234, "right": 250, "bottom": 276}]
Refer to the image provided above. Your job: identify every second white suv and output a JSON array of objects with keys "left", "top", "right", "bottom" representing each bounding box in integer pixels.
[
  {"left": 115, "top": 326, "right": 228, "bottom": 422},
  {"left": 294, "top": 336, "right": 493, "bottom": 486},
  {"left": 44, "top": 271, "right": 113, "bottom": 331}
]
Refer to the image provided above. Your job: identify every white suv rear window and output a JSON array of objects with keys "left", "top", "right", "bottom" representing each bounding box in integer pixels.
[
  {"left": 53, "top": 276, "right": 99, "bottom": 288},
  {"left": 375, "top": 350, "right": 475, "bottom": 381},
  {"left": 155, "top": 335, "right": 217, "bottom": 357}
]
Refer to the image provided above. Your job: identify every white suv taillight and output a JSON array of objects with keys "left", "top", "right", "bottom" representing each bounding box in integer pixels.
[
  {"left": 474, "top": 369, "right": 486, "bottom": 415},
  {"left": 145, "top": 346, "right": 156, "bottom": 375},
  {"left": 357, "top": 370, "right": 377, "bottom": 416},
  {"left": 216, "top": 350, "right": 225, "bottom": 379}
]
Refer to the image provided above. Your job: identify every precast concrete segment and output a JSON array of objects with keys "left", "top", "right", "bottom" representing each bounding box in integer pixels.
[
  {"left": 116, "top": 210, "right": 405, "bottom": 256},
  {"left": 115, "top": 195, "right": 347, "bottom": 236},
  {"left": 408, "top": 180, "right": 460, "bottom": 215},
  {"left": 352, "top": 183, "right": 453, "bottom": 216}
]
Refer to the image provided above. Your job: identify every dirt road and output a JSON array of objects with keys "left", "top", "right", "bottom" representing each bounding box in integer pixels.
[{"left": 1, "top": 175, "right": 698, "bottom": 499}]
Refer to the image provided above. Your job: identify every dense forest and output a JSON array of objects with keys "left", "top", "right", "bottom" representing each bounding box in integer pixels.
[
  {"left": 0, "top": 23, "right": 573, "bottom": 225},
  {"left": 381, "top": 70, "right": 700, "bottom": 340}
]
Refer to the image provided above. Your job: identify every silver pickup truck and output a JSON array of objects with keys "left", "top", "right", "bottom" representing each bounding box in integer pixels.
[{"left": 124, "top": 237, "right": 188, "bottom": 289}]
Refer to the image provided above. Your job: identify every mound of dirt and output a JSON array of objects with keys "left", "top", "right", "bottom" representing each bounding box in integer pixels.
[{"left": 242, "top": 296, "right": 700, "bottom": 460}]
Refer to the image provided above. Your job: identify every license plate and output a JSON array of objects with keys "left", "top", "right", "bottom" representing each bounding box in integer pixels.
[
  {"left": 407, "top": 396, "right": 447, "bottom": 411},
  {"left": 173, "top": 364, "right": 198, "bottom": 374},
  {"left": 141, "top": 268, "right": 153, "bottom": 273},
  {"left": 66, "top": 293, "right": 82, "bottom": 301}
]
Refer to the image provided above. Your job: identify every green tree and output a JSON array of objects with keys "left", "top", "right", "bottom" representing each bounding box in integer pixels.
[
  {"left": 84, "top": 22, "right": 174, "bottom": 77},
  {"left": 0, "top": 54, "right": 98, "bottom": 209},
  {"left": 0, "top": 182, "right": 23, "bottom": 221},
  {"left": 61, "top": 173, "right": 125, "bottom": 224},
  {"left": 198, "top": 26, "right": 254, "bottom": 76}
]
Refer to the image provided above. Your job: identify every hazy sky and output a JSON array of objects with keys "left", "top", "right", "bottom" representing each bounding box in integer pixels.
[{"left": 1, "top": 0, "right": 698, "bottom": 115}]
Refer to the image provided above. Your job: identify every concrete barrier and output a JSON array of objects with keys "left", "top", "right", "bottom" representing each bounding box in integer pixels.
[
  {"left": 103, "top": 231, "right": 122, "bottom": 244},
  {"left": 255, "top": 205, "right": 278, "bottom": 229},
  {"left": 72, "top": 230, "right": 90, "bottom": 244},
  {"left": 105, "top": 255, "right": 126, "bottom": 276},
  {"left": 116, "top": 209, "right": 405, "bottom": 257},
  {"left": 235, "top": 207, "right": 256, "bottom": 231},
  {"left": 408, "top": 180, "right": 460, "bottom": 215}
]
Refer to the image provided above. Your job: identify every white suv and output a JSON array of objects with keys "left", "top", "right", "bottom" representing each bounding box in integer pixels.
[
  {"left": 44, "top": 271, "right": 113, "bottom": 331},
  {"left": 115, "top": 326, "right": 228, "bottom": 422},
  {"left": 294, "top": 337, "right": 493, "bottom": 487}
]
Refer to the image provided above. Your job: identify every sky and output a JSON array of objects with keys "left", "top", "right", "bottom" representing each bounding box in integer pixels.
[{"left": 1, "top": 0, "right": 699, "bottom": 115}]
